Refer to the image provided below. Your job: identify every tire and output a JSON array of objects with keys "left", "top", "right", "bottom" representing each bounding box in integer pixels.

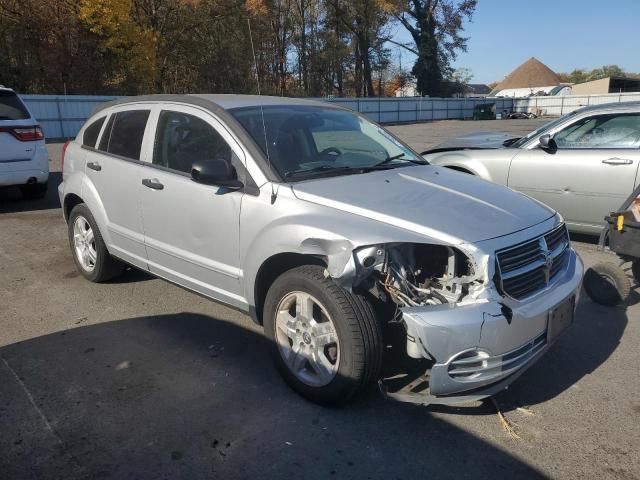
[
  {"left": 263, "top": 265, "right": 383, "bottom": 405},
  {"left": 20, "top": 182, "right": 47, "bottom": 200},
  {"left": 583, "top": 262, "right": 631, "bottom": 306},
  {"left": 68, "top": 204, "right": 123, "bottom": 282},
  {"left": 632, "top": 259, "right": 640, "bottom": 285}
]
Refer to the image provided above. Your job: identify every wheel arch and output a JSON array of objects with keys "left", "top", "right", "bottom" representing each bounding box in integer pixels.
[
  {"left": 253, "top": 252, "right": 326, "bottom": 324},
  {"left": 63, "top": 193, "right": 84, "bottom": 222}
]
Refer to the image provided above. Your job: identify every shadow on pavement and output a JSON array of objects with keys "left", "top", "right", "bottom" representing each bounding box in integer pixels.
[
  {"left": 0, "top": 172, "right": 62, "bottom": 214},
  {"left": 0, "top": 313, "right": 546, "bottom": 479},
  {"left": 497, "top": 295, "right": 628, "bottom": 410}
]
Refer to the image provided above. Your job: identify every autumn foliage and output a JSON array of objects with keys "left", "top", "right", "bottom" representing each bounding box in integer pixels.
[{"left": 0, "top": 0, "right": 476, "bottom": 97}]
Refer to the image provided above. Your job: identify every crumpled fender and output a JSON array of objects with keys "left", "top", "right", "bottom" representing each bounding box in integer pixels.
[{"left": 240, "top": 186, "right": 449, "bottom": 311}]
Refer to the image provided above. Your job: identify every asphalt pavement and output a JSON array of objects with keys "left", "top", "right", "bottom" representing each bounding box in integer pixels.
[{"left": 0, "top": 120, "right": 638, "bottom": 479}]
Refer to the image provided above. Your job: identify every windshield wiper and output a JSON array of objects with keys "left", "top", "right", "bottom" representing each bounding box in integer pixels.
[
  {"left": 284, "top": 165, "right": 357, "bottom": 179},
  {"left": 371, "top": 153, "right": 428, "bottom": 168}
]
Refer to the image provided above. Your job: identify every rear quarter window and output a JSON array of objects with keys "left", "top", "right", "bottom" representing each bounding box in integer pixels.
[
  {"left": 97, "top": 110, "right": 150, "bottom": 160},
  {"left": 82, "top": 117, "right": 106, "bottom": 148},
  {"left": 0, "top": 91, "right": 30, "bottom": 121}
]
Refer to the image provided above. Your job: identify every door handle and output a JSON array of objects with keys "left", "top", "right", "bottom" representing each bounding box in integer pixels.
[
  {"left": 87, "top": 161, "right": 102, "bottom": 171},
  {"left": 602, "top": 157, "right": 633, "bottom": 165},
  {"left": 142, "top": 178, "right": 164, "bottom": 190}
]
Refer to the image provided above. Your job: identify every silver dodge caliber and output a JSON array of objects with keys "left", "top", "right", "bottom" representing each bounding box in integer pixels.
[{"left": 59, "top": 95, "right": 583, "bottom": 406}]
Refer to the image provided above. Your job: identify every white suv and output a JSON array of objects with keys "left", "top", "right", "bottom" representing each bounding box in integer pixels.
[{"left": 0, "top": 87, "right": 48, "bottom": 199}]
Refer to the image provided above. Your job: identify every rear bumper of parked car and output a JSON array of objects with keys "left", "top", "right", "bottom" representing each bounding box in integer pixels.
[
  {"left": 401, "top": 248, "right": 583, "bottom": 402},
  {"left": 0, "top": 168, "right": 49, "bottom": 187},
  {"left": 0, "top": 149, "right": 49, "bottom": 187}
]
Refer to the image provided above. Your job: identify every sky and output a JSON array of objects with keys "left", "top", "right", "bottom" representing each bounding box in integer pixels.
[{"left": 390, "top": 0, "right": 640, "bottom": 84}]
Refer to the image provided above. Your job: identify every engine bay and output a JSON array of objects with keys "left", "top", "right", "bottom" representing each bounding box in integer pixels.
[{"left": 353, "top": 243, "right": 480, "bottom": 308}]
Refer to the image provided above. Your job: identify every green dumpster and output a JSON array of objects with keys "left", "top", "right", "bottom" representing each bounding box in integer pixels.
[{"left": 472, "top": 103, "right": 496, "bottom": 120}]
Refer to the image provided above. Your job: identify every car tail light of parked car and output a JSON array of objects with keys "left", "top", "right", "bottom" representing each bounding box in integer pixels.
[{"left": 0, "top": 125, "right": 44, "bottom": 141}]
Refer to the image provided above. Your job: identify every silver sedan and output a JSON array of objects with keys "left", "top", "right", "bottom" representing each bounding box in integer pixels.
[{"left": 424, "top": 102, "right": 640, "bottom": 235}]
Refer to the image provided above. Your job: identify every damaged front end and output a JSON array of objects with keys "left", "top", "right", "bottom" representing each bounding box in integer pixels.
[{"left": 331, "top": 236, "right": 582, "bottom": 406}]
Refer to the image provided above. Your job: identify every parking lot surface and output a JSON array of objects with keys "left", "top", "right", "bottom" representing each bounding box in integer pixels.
[{"left": 1, "top": 119, "right": 639, "bottom": 479}]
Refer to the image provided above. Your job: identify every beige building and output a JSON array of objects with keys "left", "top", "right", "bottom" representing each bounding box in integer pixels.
[{"left": 571, "top": 76, "right": 640, "bottom": 95}]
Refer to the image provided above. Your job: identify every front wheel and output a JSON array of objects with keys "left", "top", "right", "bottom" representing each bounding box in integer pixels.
[{"left": 263, "top": 265, "right": 383, "bottom": 405}]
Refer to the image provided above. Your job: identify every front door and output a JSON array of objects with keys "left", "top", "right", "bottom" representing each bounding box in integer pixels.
[
  {"left": 508, "top": 112, "right": 640, "bottom": 233},
  {"left": 139, "top": 106, "right": 246, "bottom": 308}
]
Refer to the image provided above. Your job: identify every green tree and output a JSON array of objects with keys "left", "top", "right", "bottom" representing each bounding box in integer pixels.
[{"left": 392, "top": 0, "right": 477, "bottom": 97}]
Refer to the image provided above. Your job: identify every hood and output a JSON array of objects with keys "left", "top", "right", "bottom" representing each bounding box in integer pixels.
[
  {"left": 423, "top": 131, "right": 517, "bottom": 153},
  {"left": 291, "top": 165, "right": 555, "bottom": 245}
]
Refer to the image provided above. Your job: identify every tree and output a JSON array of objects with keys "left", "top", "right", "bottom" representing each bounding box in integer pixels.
[
  {"left": 557, "top": 65, "right": 632, "bottom": 85},
  {"left": 391, "top": 0, "right": 477, "bottom": 97},
  {"left": 451, "top": 67, "right": 472, "bottom": 85},
  {"left": 326, "top": 0, "right": 392, "bottom": 96},
  {"left": 79, "top": 0, "right": 158, "bottom": 93}
]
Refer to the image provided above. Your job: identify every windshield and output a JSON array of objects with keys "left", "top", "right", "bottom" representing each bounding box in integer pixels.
[
  {"left": 509, "top": 111, "right": 577, "bottom": 148},
  {"left": 229, "top": 105, "right": 424, "bottom": 180}
]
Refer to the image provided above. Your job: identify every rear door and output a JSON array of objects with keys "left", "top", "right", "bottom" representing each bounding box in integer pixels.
[
  {"left": 508, "top": 112, "right": 640, "bottom": 233},
  {"left": 138, "top": 105, "right": 246, "bottom": 308},
  {"left": 84, "top": 106, "right": 152, "bottom": 268}
]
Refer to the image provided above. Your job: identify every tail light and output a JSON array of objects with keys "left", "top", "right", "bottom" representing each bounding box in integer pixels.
[
  {"left": 0, "top": 125, "right": 44, "bottom": 141},
  {"left": 61, "top": 140, "right": 71, "bottom": 174}
]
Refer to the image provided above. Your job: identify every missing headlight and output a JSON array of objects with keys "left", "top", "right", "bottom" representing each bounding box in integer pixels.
[{"left": 354, "top": 243, "right": 478, "bottom": 307}]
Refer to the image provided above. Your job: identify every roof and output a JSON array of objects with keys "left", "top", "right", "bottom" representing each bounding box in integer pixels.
[
  {"left": 493, "top": 58, "right": 560, "bottom": 92},
  {"left": 465, "top": 84, "right": 491, "bottom": 94},
  {"left": 96, "top": 94, "right": 329, "bottom": 113},
  {"left": 191, "top": 94, "right": 328, "bottom": 109},
  {"left": 572, "top": 101, "right": 640, "bottom": 115}
]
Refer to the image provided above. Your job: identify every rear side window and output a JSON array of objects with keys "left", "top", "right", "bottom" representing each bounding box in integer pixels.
[
  {"left": 0, "top": 91, "right": 30, "bottom": 120},
  {"left": 98, "top": 110, "right": 150, "bottom": 160},
  {"left": 82, "top": 117, "right": 106, "bottom": 148}
]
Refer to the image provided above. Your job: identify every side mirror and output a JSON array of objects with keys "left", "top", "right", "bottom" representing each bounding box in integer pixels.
[
  {"left": 539, "top": 134, "right": 557, "bottom": 152},
  {"left": 191, "top": 158, "right": 243, "bottom": 190}
]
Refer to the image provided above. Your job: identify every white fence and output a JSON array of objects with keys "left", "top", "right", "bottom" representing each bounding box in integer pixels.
[
  {"left": 20, "top": 95, "right": 514, "bottom": 141},
  {"left": 21, "top": 94, "right": 119, "bottom": 141},
  {"left": 19, "top": 92, "right": 640, "bottom": 141},
  {"left": 319, "top": 97, "right": 515, "bottom": 123},
  {"left": 511, "top": 92, "right": 640, "bottom": 116}
]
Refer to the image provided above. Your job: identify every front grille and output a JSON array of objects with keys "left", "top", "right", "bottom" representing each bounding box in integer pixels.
[
  {"left": 496, "top": 224, "right": 570, "bottom": 300},
  {"left": 448, "top": 332, "right": 547, "bottom": 382}
]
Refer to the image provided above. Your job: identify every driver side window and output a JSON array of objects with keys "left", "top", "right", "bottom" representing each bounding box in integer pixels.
[
  {"left": 153, "top": 110, "right": 234, "bottom": 174},
  {"left": 554, "top": 114, "right": 640, "bottom": 149}
]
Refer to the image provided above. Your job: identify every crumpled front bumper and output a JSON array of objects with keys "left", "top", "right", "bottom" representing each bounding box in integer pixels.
[{"left": 401, "top": 248, "right": 583, "bottom": 402}]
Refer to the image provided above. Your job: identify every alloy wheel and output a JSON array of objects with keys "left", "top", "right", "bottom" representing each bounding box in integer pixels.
[{"left": 274, "top": 291, "right": 340, "bottom": 387}]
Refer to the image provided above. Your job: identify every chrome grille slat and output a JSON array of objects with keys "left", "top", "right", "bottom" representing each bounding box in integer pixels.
[{"left": 496, "top": 225, "right": 570, "bottom": 300}]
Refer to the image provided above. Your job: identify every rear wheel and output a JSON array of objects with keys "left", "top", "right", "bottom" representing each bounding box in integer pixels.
[
  {"left": 584, "top": 262, "right": 631, "bottom": 306},
  {"left": 20, "top": 182, "right": 47, "bottom": 200},
  {"left": 68, "top": 204, "right": 123, "bottom": 282},
  {"left": 264, "top": 265, "right": 383, "bottom": 405}
]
